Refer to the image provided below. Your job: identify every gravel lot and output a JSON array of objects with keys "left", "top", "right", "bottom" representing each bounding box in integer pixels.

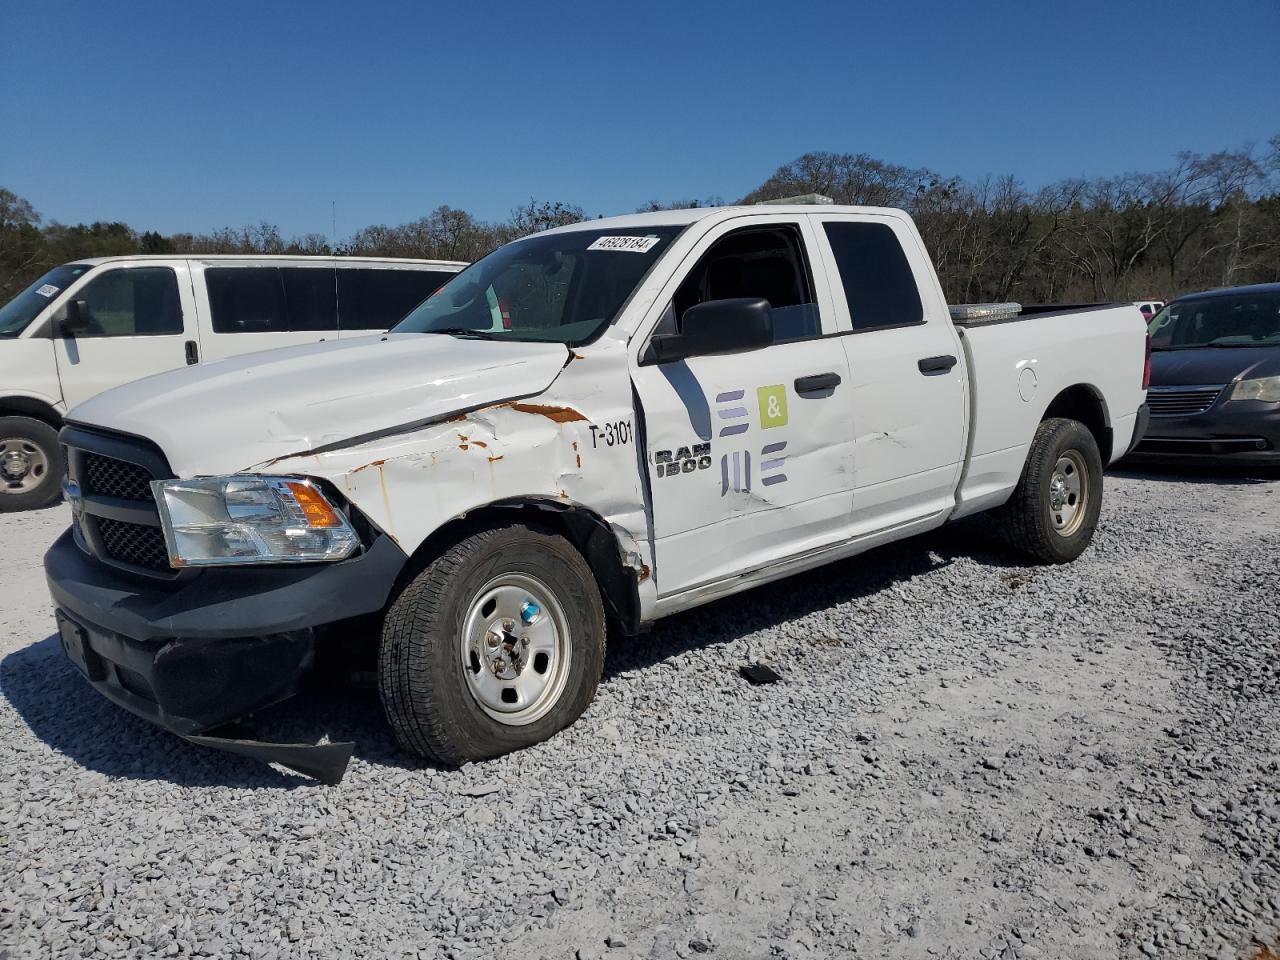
[{"left": 2, "top": 468, "right": 1278, "bottom": 960}]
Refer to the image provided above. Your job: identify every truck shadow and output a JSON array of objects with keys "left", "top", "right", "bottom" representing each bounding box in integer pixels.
[
  {"left": 2, "top": 526, "right": 1028, "bottom": 788},
  {"left": 603, "top": 522, "right": 1028, "bottom": 681},
  {"left": 0, "top": 635, "right": 416, "bottom": 789}
]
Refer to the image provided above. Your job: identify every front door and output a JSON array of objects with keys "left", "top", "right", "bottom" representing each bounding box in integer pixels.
[
  {"left": 631, "top": 217, "right": 855, "bottom": 596},
  {"left": 53, "top": 263, "right": 199, "bottom": 409}
]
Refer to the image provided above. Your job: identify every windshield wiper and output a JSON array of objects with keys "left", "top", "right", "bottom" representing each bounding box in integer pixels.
[{"left": 426, "top": 327, "right": 504, "bottom": 340}]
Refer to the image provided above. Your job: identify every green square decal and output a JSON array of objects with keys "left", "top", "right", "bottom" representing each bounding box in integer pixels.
[{"left": 757, "top": 384, "right": 788, "bottom": 429}]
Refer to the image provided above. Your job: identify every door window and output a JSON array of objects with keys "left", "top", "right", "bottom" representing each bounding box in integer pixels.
[
  {"left": 822, "top": 221, "right": 923, "bottom": 332},
  {"left": 75, "top": 267, "right": 183, "bottom": 337},
  {"left": 664, "top": 226, "right": 820, "bottom": 343},
  {"left": 338, "top": 269, "right": 455, "bottom": 330}
]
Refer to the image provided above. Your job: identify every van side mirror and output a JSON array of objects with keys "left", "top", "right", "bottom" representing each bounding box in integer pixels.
[
  {"left": 646, "top": 298, "right": 774, "bottom": 364},
  {"left": 59, "top": 299, "right": 90, "bottom": 336}
]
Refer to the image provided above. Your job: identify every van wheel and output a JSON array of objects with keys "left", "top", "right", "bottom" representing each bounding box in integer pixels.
[
  {"left": 0, "top": 417, "right": 63, "bottom": 512},
  {"left": 993, "top": 417, "right": 1103, "bottom": 564},
  {"left": 379, "top": 523, "right": 606, "bottom": 765}
]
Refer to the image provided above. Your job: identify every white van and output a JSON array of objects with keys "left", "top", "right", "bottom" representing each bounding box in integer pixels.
[{"left": 0, "top": 255, "right": 465, "bottom": 510}]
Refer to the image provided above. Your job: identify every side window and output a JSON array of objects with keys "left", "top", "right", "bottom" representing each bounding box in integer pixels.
[
  {"left": 338, "top": 269, "right": 455, "bottom": 331},
  {"left": 207, "top": 268, "right": 339, "bottom": 333},
  {"left": 207, "top": 268, "right": 287, "bottom": 333},
  {"left": 668, "top": 226, "right": 820, "bottom": 344},
  {"left": 822, "top": 221, "right": 924, "bottom": 332},
  {"left": 76, "top": 267, "right": 183, "bottom": 337},
  {"left": 280, "top": 268, "right": 338, "bottom": 331}
]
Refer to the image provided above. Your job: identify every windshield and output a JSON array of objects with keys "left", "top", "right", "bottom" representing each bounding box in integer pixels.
[
  {"left": 394, "top": 226, "right": 685, "bottom": 345},
  {"left": 1149, "top": 290, "right": 1280, "bottom": 350},
  {"left": 0, "top": 264, "right": 94, "bottom": 337}
]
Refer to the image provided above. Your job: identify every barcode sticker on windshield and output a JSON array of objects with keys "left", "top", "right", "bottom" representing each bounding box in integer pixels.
[
  {"left": 35, "top": 284, "right": 60, "bottom": 298},
  {"left": 587, "top": 235, "right": 661, "bottom": 253}
]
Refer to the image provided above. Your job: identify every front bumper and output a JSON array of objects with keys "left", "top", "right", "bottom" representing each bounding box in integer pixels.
[
  {"left": 45, "top": 528, "right": 408, "bottom": 780},
  {"left": 1128, "top": 398, "right": 1280, "bottom": 464}
]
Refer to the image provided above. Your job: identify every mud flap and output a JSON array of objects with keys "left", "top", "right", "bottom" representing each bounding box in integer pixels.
[{"left": 184, "top": 733, "right": 355, "bottom": 785}]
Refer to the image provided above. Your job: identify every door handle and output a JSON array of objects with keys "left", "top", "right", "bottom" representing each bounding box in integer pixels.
[
  {"left": 794, "top": 372, "right": 842, "bottom": 394},
  {"left": 185, "top": 340, "right": 199, "bottom": 365},
  {"left": 917, "top": 355, "right": 957, "bottom": 375}
]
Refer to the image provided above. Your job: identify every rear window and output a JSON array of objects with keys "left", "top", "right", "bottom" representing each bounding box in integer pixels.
[
  {"left": 337, "top": 269, "right": 455, "bottom": 331},
  {"left": 207, "top": 267, "right": 338, "bottom": 334},
  {"left": 822, "top": 221, "right": 924, "bottom": 332}
]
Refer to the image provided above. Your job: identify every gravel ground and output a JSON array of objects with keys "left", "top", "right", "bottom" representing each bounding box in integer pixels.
[{"left": 2, "top": 468, "right": 1278, "bottom": 960}]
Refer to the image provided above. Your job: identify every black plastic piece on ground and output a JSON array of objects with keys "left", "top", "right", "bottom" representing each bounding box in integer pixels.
[
  {"left": 740, "top": 663, "right": 781, "bottom": 685},
  {"left": 185, "top": 733, "right": 355, "bottom": 785}
]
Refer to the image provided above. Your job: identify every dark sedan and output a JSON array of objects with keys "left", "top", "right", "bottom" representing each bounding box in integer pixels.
[{"left": 1130, "top": 283, "right": 1280, "bottom": 464}]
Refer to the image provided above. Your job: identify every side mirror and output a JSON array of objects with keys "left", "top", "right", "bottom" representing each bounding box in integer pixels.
[
  {"left": 647, "top": 297, "right": 773, "bottom": 364},
  {"left": 59, "top": 299, "right": 90, "bottom": 336}
]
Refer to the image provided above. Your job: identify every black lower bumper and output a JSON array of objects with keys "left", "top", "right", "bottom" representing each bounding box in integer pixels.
[
  {"left": 45, "top": 529, "right": 408, "bottom": 782},
  {"left": 1126, "top": 400, "right": 1280, "bottom": 465}
]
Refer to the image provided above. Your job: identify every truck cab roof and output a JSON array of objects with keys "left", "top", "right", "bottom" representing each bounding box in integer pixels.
[{"left": 538, "top": 204, "right": 911, "bottom": 236}]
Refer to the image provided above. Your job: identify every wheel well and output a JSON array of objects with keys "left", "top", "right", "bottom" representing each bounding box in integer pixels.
[
  {"left": 0, "top": 397, "right": 63, "bottom": 430},
  {"left": 1043, "top": 385, "right": 1111, "bottom": 462},
  {"left": 396, "top": 498, "right": 644, "bottom": 635}
]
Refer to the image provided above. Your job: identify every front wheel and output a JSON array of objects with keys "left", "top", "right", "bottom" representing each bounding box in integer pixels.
[
  {"left": 993, "top": 417, "right": 1104, "bottom": 564},
  {"left": 378, "top": 523, "right": 606, "bottom": 765},
  {"left": 0, "top": 416, "right": 64, "bottom": 512}
]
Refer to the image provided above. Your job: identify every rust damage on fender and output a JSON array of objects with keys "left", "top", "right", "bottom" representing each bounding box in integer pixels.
[{"left": 505, "top": 401, "right": 588, "bottom": 423}]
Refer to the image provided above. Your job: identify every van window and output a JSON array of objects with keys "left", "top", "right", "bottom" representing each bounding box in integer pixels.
[
  {"left": 822, "top": 221, "right": 924, "bottom": 332},
  {"left": 281, "top": 268, "right": 338, "bottom": 331},
  {"left": 337, "top": 269, "right": 454, "bottom": 331},
  {"left": 668, "top": 225, "right": 820, "bottom": 344},
  {"left": 206, "top": 267, "right": 338, "bottom": 333},
  {"left": 76, "top": 267, "right": 183, "bottom": 337}
]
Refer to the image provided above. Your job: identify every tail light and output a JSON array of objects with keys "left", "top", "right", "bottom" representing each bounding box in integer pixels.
[
  {"left": 1142, "top": 333, "right": 1152, "bottom": 391},
  {"left": 498, "top": 296, "right": 512, "bottom": 330}
]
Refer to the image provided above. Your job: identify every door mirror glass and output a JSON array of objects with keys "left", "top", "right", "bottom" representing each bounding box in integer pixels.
[{"left": 648, "top": 297, "right": 773, "bottom": 364}]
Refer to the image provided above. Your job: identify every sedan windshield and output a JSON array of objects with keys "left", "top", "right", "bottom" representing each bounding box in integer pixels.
[
  {"left": 394, "top": 226, "right": 685, "bottom": 345},
  {"left": 1149, "top": 290, "right": 1280, "bottom": 349},
  {"left": 0, "top": 264, "right": 93, "bottom": 337}
]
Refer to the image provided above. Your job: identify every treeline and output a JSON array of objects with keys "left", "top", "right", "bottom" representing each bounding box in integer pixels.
[{"left": 3, "top": 137, "right": 1278, "bottom": 307}]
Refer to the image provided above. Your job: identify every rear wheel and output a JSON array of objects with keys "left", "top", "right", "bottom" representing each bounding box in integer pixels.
[
  {"left": 378, "top": 523, "right": 606, "bottom": 765},
  {"left": 993, "top": 417, "right": 1103, "bottom": 564},
  {"left": 0, "top": 416, "right": 63, "bottom": 512}
]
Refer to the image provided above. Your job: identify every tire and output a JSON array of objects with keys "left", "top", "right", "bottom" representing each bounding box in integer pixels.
[
  {"left": 379, "top": 523, "right": 606, "bottom": 765},
  {"left": 992, "top": 417, "right": 1103, "bottom": 564},
  {"left": 0, "top": 416, "right": 64, "bottom": 512}
]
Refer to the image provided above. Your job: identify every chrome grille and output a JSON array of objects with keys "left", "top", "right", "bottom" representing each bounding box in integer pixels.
[
  {"left": 84, "top": 453, "right": 155, "bottom": 502},
  {"left": 1147, "top": 385, "right": 1225, "bottom": 418},
  {"left": 97, "top": 517, "right": 171, "bottom": 571}
]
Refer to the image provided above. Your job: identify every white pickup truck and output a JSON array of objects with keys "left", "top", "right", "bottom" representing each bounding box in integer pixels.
[{"left": 44, "top": 205, "right": 1150, "bottom": 782}]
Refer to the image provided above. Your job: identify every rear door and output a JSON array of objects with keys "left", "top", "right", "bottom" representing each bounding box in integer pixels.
[
  {"left": 810, "top": 213, "right": 967, "bottom": 535},
  {"left": 631, "top": 215, "right": 856, "bottom": 596},
  {"left": 336, "top": 266, "right": 459, "bottom": 337},
  {"left": 52, "top": 262, "right": 199, "bottom": 409},
  {"left": 191, "top": 263, "right": 338, "bottom": 361}
]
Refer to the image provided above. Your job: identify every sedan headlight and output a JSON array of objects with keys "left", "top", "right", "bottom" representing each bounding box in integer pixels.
[
  {"left": 1229, "top": 376, "right": 1280, "bottom": 403},
  {"left": 152, "top": 475, "right": 359, "bottom": 567}
]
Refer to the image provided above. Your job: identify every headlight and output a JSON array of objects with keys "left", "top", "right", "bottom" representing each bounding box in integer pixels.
[
  {"left": 151, "top": 475, "right": 359, "bottom": 567},
  {"left": 1229, "top": 376, "right": 1280, "bottom": 403}
]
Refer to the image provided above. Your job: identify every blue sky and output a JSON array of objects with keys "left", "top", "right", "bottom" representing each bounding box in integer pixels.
[{"left": 1, "top": 0, "right": 1276, "bottom": 238}]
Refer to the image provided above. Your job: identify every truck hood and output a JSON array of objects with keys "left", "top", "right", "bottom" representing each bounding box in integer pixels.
[
  {"left": 1150, "top": 345, "right": 1280, "bottom": 386},
  {"left": 68, "top": 334, "right": 570, "bottom": 475}
]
